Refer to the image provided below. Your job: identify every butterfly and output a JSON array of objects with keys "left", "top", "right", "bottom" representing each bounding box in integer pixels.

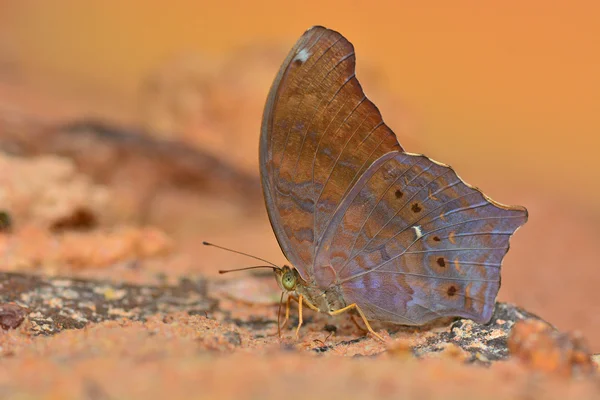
[{"left": 254, "top": 26, "right": 528, "bottom": 341}]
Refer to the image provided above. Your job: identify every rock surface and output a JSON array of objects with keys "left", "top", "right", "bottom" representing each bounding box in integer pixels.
[
  {"left": 0, "top": 153, "right": 109, "bottom": 229},
  {"left": 508, "top": 318, "right": 596, "bottom": 377},
  {"left": 0, "top": 302, "right": 26, "bottom": 330},
  {"left": 0, "top": 119, "right": 262, "bottom": 228},
  {"left": 0, "top": 271, "right": 598, "bottom": 399},
  {"left": 0, "top": 270, "right": 594, "bottom": 372},
  {"left": 0, "top": 272, "right": 215, "bottom": 335}
]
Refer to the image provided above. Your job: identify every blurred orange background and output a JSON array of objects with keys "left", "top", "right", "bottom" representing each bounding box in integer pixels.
[{"left": 0, "top": 2, "right": 599, "bottom": 349}]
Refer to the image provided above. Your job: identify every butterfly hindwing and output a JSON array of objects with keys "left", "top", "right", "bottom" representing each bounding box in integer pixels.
[{"left": 314, "top": 152, "right": 527, "bottom": 325}]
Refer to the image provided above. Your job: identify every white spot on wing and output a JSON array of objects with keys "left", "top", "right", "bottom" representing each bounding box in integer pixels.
[
  {"left": 293, "top": 48, "right": 310, "bottom": 64},
  {"left": 412, "top": 225, "right": 423, "bottom": 239}
]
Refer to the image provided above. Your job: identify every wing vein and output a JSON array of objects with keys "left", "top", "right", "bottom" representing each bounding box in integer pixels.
[
  {"left": 344, "top": 188, "right": 479, "bottom": 268},
  {"left": 362, "top": 270, "right": 498, "bottom": 283},
  {"left": 338, "top": 166, "right": 456, "bottom": 276},
  {"left": 366, "top": 301, "right": 420, "bottom": 325},
  {"left": 339, "top": 214, "right": 522, "bottom": 285},
  {"left": 275, "top": 35, "right": 343, "bottom": 186},
  {"left": 313, "top": 96, "right": 368, "bottom": 209}
]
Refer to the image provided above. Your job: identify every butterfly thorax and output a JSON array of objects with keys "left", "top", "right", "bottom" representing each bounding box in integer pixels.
[{"left": 274, "top": 265, "right": 346, "bottom": 313}]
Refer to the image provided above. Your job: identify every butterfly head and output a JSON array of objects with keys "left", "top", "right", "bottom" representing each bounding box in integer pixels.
[{"left": 275, "top": 265, "right": 299, "bottom": 292}]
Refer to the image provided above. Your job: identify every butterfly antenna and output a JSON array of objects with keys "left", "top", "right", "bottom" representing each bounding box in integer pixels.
[
  {"left": 218, "top": 265, "right": 278, "bottom": 274},
  {"left": 277, "top": 291, "right": 284, "bottom": 339},
  {"left": 202, "top": 241, "right": 280, "bottom": 269}
]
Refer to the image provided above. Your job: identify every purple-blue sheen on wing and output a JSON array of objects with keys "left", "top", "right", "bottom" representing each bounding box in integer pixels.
[{"left": 314, "top": 151, "right": 527, "bottom": 325}]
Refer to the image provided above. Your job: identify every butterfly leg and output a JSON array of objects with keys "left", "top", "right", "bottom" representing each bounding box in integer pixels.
[
  {"left": 292, "top": 294, "right": 320, "bottom": 340},
  {"left": 280, "top": 294, "right": 296, "bottom": 330},
  {"left": 294, "top": 294, "right": 304, "bottom": 340},
  {"left": 350, "top": 314, "right": 368, "bottom": 335},
  {"left": 328, "top": 304, "right": 385, "bottom": 342}
]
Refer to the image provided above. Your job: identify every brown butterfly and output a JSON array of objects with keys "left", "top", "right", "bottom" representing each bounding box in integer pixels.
[{"left": 216, "top": 26, "right": 527, "bottom": 341}]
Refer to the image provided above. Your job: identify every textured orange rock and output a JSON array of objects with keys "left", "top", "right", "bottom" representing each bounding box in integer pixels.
[
  {"left": 0, "top": 154, "right": 110, "bottom": 228},
  {"left": 508, "top": 319, "right": 595, "bottom": 377},
  {"left": 0, "top": 315, "right": 598, "bottom": 400},
  {"left": 0, "top": 303, "right": 27, "bottom": 330}
]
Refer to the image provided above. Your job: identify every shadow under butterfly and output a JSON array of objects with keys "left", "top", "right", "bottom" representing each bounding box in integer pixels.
[{"left": 211, "top": 26, "right": 527, "bottom": 342}]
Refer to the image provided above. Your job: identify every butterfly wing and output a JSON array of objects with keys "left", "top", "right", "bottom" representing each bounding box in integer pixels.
[
  {"left": 260, "top": 26, "right": 402, "bottom": 280},
  {"left": 314, "top": 151, "right": 527, "bottom": 324}
]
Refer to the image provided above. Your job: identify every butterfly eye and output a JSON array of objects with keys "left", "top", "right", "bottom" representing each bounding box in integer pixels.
[{"left": 282, "top": 272, "right": 296, "bottom": 291}]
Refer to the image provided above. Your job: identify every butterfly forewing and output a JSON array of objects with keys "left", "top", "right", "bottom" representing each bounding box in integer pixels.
[
  {"left": 260, "top": 26, "right": 401, "bottom": 280},
  {"left": 314, "top": 152, "right": 527, "bottom": 324}
]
